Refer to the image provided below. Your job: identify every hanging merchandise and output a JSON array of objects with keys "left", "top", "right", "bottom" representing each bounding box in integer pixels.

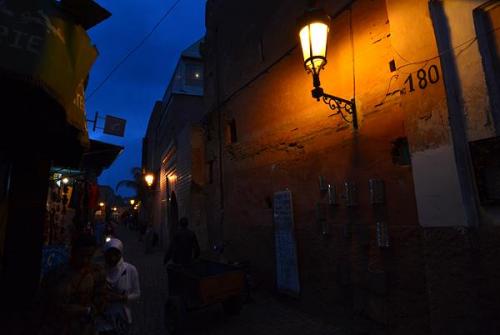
[{"left": 88, "top": 182, "right": 100, "bottom": 210}]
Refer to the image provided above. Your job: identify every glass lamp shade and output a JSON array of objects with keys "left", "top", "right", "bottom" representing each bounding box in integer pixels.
[
  {"left": 298, "top": 8, "right": 331, "bottom": 74},
  {"left": 145, "top": 174, "right": 154, "bottom": 187}
]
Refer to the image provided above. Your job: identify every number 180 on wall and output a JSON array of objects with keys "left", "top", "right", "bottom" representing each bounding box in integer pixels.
[{"left": 403, "top": 64, "right": 441, "bottom": 94}]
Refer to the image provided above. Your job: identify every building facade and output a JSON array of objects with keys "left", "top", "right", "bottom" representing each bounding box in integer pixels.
[
  {"left": 202, "top": 0, "right": 500, "bottom": 334},
  {"left": 143, "top": 40, "right": 209, "bottom": 250}
]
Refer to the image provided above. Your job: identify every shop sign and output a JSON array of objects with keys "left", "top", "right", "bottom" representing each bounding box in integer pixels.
[
  {"left": 0, "top": 0, "right": 99, "bottom": 144},
  {"left": 104, "top": 115, "right": 127, "bottom": 137}
]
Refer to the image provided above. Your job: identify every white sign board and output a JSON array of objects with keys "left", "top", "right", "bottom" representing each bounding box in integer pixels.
[{"left": 273, "top": 190, "right": 300, "bottom": 295}]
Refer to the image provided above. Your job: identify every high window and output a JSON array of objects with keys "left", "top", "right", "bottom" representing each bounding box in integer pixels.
[{"left": 185, "top": 63, "right": 203, "bottom": 88}]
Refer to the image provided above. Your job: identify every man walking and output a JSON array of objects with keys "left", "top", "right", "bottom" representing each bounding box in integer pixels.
[{"left": 163, "top": 217, "right": 200, "bottom": 266}]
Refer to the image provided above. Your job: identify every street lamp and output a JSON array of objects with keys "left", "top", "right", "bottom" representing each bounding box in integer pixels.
[
  {"left": 298, "top": 7, "right": 358, "bottom": 129},
  {"left": 130, "top": 199, "right": 135, "bottom": 206},
  {"left": 144, "top": 173, "right": 154, "bottom": 187},
  {"left": 99, "top": 202, "right": 105, "bottom": 208},
  {"left": 62, "top": 177, "right": 70, "bottom": 185}
]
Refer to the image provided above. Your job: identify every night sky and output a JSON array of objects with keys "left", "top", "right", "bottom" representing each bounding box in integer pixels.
[{"left": 86, "top": 0, "right": 206, "bottom": 196}]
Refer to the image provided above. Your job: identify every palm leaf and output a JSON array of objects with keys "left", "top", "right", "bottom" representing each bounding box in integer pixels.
[{"left": 115, "top": 180, "right": 138, "bottom": 192}]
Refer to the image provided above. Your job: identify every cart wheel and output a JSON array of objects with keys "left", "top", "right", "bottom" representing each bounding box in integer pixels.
[
  {"left": 164, "top": 296, "right": 186, "bottom": 334},
  {"left": 222, "top": 295, "right": 242, "bottom": 316}
]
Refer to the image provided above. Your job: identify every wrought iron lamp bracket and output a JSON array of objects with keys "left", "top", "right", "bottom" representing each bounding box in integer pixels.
[{"left": 310, "top": 75, "right": 358, "bottom": 130}]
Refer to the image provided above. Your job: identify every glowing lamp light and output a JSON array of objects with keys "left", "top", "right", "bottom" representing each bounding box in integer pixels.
[
  {"left": 130, "top": 199, "right": 135, "bottom": 206},
  {"left": 62, "top": 177, "right": 70, "bottom": 185},
  {"left": 144, "top": 173, "right": 154, "bottom": 187},
  {"left": 298, "top": 9, "right": 330, "bottom": 76},
  {"left": 297, "top": 6, "right": 358, "bottom": 129},
  {"left": 105, "top": 237, "right": 111, "bottom": 243},
  {"left": 99, "top": 202, "right": 105, "bottom": 207}
]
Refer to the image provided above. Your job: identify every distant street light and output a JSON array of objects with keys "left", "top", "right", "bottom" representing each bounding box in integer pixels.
[
  {"left": 99, "top": 202, "right": 105, "bottom": 207},
  {"left": 62, "top": 177, "right": 70, "bottom": 185},
  {"left": 130, "top": 199, "right": 136, "bottom": 206},
  {"left": 144, "top": 173, "right": 154, "bottom": 187}
]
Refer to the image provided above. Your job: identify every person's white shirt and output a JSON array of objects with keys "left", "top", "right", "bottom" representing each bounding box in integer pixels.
[
  {"left": 97, "top": 239, "right": 140, "bottom": 332},
  {"left": 107, "top": 260, "right": 140, "bottom": 322}
]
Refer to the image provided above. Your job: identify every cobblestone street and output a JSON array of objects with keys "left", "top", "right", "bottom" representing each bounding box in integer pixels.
[{"left": 115, "top": 225, "right": 345, "bottom": 335}]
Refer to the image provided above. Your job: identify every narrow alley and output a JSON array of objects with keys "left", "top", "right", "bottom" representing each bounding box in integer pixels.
[
  {"left": 1, "top": 1, "right": 499, "bottom": 335},
  {"left": 116, "top": 225, "right": 345, "bottom": 335}
]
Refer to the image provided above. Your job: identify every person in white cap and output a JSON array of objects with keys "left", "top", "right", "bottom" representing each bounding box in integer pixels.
[{"left": 96, "top": 238, "right": 140, "bottom": 335}]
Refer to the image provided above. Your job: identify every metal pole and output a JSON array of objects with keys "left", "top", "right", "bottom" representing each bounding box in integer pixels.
[
  {"left": 351, "top": 99, "right": 358, "bottom": 130},
  {"left": 93, "top": 112, "right": 99, "bottom": 132}
]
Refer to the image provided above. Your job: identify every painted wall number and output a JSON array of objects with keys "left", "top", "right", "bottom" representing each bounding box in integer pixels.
[{"left": 403, "top": 64, "right": 440, "bottom": 93}]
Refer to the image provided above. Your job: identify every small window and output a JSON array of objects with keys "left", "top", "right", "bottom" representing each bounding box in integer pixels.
[
  {"left": 185, "top": 63, "right": 203, "bottom": 87},
  {"left": 391, "top": 137, "right": 411, "bottom": 166},
  {"left": 470, "top": 136, "right": 500, "bottom": 206},
  {"left": 225, "top": 119, "right": 238, "bottom": 144}
]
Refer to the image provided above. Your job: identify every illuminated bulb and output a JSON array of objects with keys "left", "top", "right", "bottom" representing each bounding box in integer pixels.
[
  {"left": 144, "top": 173, "right": 154, "bottom": 187},
  {"left": 297, "top": 8, "right": 331, "bottom": 74}
]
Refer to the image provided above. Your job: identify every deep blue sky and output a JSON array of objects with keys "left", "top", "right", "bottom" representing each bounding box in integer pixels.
[{"left": 86, "top": 0, "right": 206, "bottom": 196}]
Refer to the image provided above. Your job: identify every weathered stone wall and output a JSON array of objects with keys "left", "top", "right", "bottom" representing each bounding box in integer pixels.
[{"left": 203, "top": 0, "right": 429, "bottom": 333}]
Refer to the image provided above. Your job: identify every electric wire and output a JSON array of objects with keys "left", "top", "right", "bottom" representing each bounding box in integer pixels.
[
  {"left": 87, "top": 0, "right": 183, "bottom": 101},
  {"left": 376, "top": 25, "right": 500, "bottom": 106},
  {"left": 395, "top": 26, "right": 500, "bottom": 72}
]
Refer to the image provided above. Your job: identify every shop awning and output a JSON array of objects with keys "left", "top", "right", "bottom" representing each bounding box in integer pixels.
[
  {"left": 81, "top": 140, "right": 124, "bottom": 177},
  {"left": 59, "top": 0, "right": 112, "bottom": 30}
]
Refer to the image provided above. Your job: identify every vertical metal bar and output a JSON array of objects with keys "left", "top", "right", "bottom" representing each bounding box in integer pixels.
[
  {"left": 351, "top": 99, "right": 358, "bottom": 130},
  {"left": 93, "top": 111, "right": 99, "bottom": 132}
]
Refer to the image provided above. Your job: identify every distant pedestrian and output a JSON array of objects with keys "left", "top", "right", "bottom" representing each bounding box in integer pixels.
[
  {"left": 95, "top": 216, "right": 106, "bottom": 247},
  {"left": 144, "top": 223, "right": 154, "bottom": 254},
  {"left": 163, "top": 217, "right": 200, "bottom": 266},
  {"left": 120, "top": 211, "right": 129, "bottom": 227},
  {"left": 105, "top": 220, "right": 116, "bottom": 239},
  {"left": 96, "top": 238, "right": 140, "bottom": 335},
  {"left": 138, "top": 220, "right": 147, "bottom": 242}
]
